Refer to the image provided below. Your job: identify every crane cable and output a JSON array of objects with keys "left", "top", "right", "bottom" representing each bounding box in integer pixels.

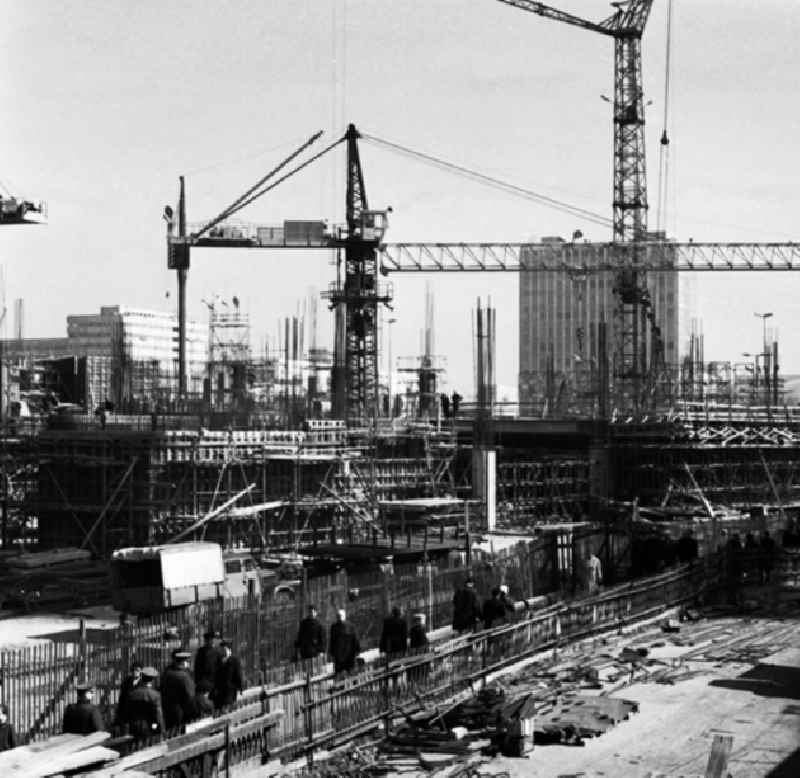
[
  {"left": 360, "top": 132, "right": 612, "bottom": 229},
  {"left": 193, "top": 131, "right": 325, "bottom": 240},
  {"left": 656, "top": 0, "right": 674, "bottom": 233}
]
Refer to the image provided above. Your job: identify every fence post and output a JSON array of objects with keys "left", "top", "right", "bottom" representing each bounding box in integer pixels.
[
  {"left": 481, "top": 635, "right": 488, "bottom": 689},
  {"left": 383, "top": 652, "right": 391, "bottom": 734},
  {"left": 304, "top": 663, "right": 314, "bottom": 768},
  {"left": 79, "top": 619, "right": 87, "bottom": 684}
]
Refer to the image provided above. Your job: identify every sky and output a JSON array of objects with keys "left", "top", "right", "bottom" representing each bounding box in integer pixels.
[{"left": 2, "top": 0, "right": 800, "bottom": 400}]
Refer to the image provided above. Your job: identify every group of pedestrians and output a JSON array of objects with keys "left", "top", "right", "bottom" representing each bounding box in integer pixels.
[
  {"left": 59, "top": 631, "right": 244, "bottom": 739},
  {"left": 452, "top": 577, "right": 516, "bottom": 633},
  {"left": 294, "top": 604, "right": 430, "bottom": 673},
  {"left": 295, "top": 606, "right": 365, "bottom": 674}
]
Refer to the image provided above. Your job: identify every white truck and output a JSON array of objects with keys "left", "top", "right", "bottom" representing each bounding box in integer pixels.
[{"left": 111, "top": 542, "right": 226, "bottom": 614}]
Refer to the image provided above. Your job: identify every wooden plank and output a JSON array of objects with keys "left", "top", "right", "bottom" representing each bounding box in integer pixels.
[
  {"left": 705, "top": 734, "right": 734, "bottom": 778},
  {"left": 38, "top": 745, "right": 119, "bottom": 776},
  {"left": 0, "top": 732, "right": 110, "bottom": 773}
]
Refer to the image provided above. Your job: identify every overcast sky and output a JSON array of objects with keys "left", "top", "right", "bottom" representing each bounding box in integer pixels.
[{"left": 2, "top": 1, "right": 799, "bottom": 399}]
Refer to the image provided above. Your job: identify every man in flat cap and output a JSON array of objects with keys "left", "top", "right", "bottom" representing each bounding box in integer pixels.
[
  {"left": 124, "top": 667, "right": 164, "bottom": 739},
  {"left": 63, "top": 682, "right": 105, "bottom": 735},
  {"left": 161, "top": 649, "right": 197, "bottom": 731},
  {"left": 212, "top": 639, "right": 244, "bottom": 711},
  {"left": 194, "top": 629, "right": 221, "bottom": 689}
]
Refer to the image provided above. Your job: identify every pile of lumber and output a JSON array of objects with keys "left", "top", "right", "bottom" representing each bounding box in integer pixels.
[{"left": 0, "top": 732, "right": 121, "bottom": 777}]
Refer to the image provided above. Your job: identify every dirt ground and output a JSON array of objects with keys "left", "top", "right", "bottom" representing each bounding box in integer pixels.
[
  {"left": 480, "top": 622, "right": 800, "bottom": 777},
  {"left": 0, "top": 605, "right": 118, "bottom": 648}
]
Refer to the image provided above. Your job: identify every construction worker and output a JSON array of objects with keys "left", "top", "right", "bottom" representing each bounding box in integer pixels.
[
  {"left": 160, "top": 650, "right": 197, "bottom": 731},
  {"left": 379, "top": 606, "right": 408, "bottom": 656},
  {"left": 295, "top": 605, "right": 325, "bottom": 662},
  {"left": 212, "top": 639, "right": 244, "bottom": 710},
  {"left": 194, "top": 629, "right": 221, "bottom": 688},
  {"left": 63, "top": 682, "right": 105, "bottom": 735},
  {"left": 124, "top": 667, "right": 164, "bottom": 739}
]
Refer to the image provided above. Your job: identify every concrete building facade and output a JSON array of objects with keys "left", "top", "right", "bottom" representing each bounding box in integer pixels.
[
  {"left": 519, "top": 236, "right": 692, "bottom": 413},
  {"left": 3, "top": 306, "right": 207, "bottom": 409}
]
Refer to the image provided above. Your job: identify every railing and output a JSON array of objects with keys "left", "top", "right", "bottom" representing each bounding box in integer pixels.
[{"left": 6, "top": 547, "right": 799, "bottom": 767}]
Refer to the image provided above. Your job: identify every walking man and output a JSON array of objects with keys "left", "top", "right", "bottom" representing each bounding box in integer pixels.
[
  {"left": 482, "top": 587, "right": 508, "bottom": 629},
  {"left": 124, "top": 667, "right": 164, "bottom": 739},
  {"left": 193, "top": 630, "right": 221, "bottom": 688},
  {"left": 585, "top": 551, "right": 603, "bottom": 595},
  {"left": 329, "top": 609, "right": 361, "bottom": 675},
  {"left": 161, "top": 650, "right": 197, "bottom": 731},
  {"left": 116, "top": 661, "right": 143, "bottom": 728},
  {"left": 213, "top": 639, "right": 244, "bottom": 711},
  {"left": 409, "top": 613, "right": 429, "bottom": 652},
  {"left": 295, "top": 605, "right": 325, "bottom": 662},
  {"left": 452, "top": 577, "right": 481, "bottom": 633},
  {"left": 63, "top": 682, "right": 105, "bottom": 735},
  {"left": 379, "top": 606, "right": 408, "bottom": 656}
]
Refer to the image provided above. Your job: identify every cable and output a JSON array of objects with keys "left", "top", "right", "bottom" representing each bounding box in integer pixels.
[
  {"left": 361, "top": 132, "right": 612, "bottom": 228},
  {"left": 211, "top": 134, "right": 347, "bottom": 224},
  {"left": 184, "top": 137, "right": 311, "bottom": 178},
  {"left": 193, "top": 130, "right": 325, "bottom": 240},
  {"left": 656, "top": 0, "right": 673, "bottom": 233}
]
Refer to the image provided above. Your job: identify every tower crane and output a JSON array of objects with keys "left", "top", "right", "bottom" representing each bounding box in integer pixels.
[
  {"left": 496, "top": 0, "right": 655, "bottom": 408},
  {"left": 165, "top": 124, "right": 392, "bottom": 425}
]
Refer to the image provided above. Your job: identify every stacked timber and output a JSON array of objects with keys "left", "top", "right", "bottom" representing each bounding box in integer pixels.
[{"left": 0, "top": 732, "right": 120, "bottom": 777}]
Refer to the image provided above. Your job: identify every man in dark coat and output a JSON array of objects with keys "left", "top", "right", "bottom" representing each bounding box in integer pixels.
[
  {"left": 295, "top": 605, "right": 325, "bottom": 661},
  {"left": 409, "top": 613, "right": 429, "bottom": 651},
  {"left": 329, "top": 609, "right": 361, "bottom": 674},
  {"left": 482, "top": 587, "right": 507, "bottom": 629},
  {"left": 124, "top": 667, "right": 164, "bottom": 739},
  {"left": 63, "top": 683, "right": 105, "bottom": 735},
  {"left": 212, "top": 639, "right": 244, "bottom": 710},
  {"left": 452, "top": 578, "right": 481, "bottom": 633},
  {"left": 379, "top": 606, "right": 408, "bottom": 656},
  {"left": 161, "top": 650, "right": 197, "bottom": 731},
  {"left": 194, "top": 630, "right": 221, "bottom": 688},
  {"left": 116, "top": 661, "right": 143, "bottom": 727},
  {"left": 193, "top": 680, "right": 215, "bottom": 719},
  {"left": 0, "top": 703, "right": 18, "bottom": 751}
]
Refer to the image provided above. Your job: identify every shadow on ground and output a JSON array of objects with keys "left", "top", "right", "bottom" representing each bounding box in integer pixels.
[
  {"left": 767, "top": 747, "right": 800, "bottom": 777},
  {"left": 709, "top": 663, "right": 800, "bottom": 701}
]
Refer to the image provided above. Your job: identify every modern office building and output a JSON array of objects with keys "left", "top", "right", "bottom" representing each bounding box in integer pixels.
[
  {"left": 519, "top": 235, "right": 693, "bottom": 412},
  {"left": 3, "top": 305, "right": 207, "bottom": 409}
]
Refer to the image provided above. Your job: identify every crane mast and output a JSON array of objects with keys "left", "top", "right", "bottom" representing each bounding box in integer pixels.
[
  {"left": 497, "top": 0, "right": 654, "bottom": 410},
  {"left": 326, "top": 124, "right": 393, "bottom": 424}
]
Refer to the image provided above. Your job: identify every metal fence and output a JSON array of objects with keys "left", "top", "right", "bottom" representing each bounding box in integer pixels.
[{"left": 4, "top": 541, "right": 794, "bottom": 751}]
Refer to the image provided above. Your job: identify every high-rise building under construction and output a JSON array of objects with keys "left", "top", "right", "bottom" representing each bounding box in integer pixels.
[{"left": 518, "top": 235, "right": 695, "bottom": 413}]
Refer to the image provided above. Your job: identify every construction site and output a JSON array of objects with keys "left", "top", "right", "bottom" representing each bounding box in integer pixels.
[{"left": 0, "top": 1, "right": 799, "bottom": 776}]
